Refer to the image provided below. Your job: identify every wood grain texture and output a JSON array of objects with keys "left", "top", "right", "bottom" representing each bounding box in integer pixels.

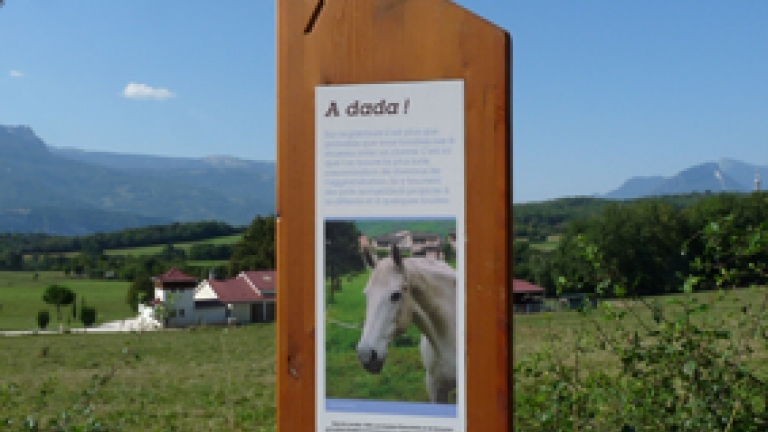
[{"left": 277, "top": 1, "right": 510, "bottom": 430}]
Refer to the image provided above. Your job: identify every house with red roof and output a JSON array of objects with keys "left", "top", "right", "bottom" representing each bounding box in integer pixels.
[
  {"left": 195, "top": 270, "right": 276, "bottom": 324},
  {"left": 139, "top": 268, "right": 276, "bottom": 327},
  {"left": 512, "top": 279, "right": 545, "bottom": 314}
]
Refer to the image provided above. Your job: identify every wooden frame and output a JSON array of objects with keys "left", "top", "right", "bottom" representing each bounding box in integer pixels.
[{"left": 277, "top": 1, "right": 510, "bottom": 430}]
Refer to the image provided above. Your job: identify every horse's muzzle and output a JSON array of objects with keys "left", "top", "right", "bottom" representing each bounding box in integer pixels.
[{"left": 357, "top": 348, "right": 385, "bottom": 374}]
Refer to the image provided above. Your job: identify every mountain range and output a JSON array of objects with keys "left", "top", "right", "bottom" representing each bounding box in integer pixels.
[
  {"left": 602, "top": 159, "right": 767, "bottom": 199},
  {"left": 0, "top": 125, "right": 275, "bottom": 235},
  {"left": 1, "top": 124, "right": 765, "bottom": 235}
]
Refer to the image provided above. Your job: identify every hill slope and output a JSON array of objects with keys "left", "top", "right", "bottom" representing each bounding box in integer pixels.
[
  {"left": 602, "top": 159, "right": 766, "bottom": 199},
  {"left": 0, "top": 125, "right": 274, "bottom": 234}
]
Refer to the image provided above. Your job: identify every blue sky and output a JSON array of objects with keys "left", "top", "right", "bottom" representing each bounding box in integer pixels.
[{"left": 1, "top": 1, "right": 767, "bottom": 203}]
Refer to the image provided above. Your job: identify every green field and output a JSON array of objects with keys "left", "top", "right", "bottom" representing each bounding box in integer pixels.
[
  {"left": 355, "top": 220, "right": 456, "bottom": 238},
  {"left": 102, "top": 234, "right": 243, "bottom": 257},
  {"left": 0, "top": 325, "right": 276, "bottom": 431},
  {"left": 2, "top": 274, "right": 766, "bottom": 430},
  {"left": 0, "top": 271, "right": 134, "bottom": 330},
  {"left": 514, "top": 286, "right": 768, "bottom": 379}
]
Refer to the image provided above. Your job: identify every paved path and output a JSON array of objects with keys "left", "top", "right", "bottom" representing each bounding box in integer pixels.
[{"left": 1, "top": 317, "right": 162, "bottom": 336}]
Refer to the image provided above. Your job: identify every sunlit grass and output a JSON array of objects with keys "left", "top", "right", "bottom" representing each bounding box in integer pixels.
[
  {"left": 0, "top": 325, "right": 276, "bottom": 431},
  {"left": 0, "top": 271, "right": 133, "bottom": 330}
]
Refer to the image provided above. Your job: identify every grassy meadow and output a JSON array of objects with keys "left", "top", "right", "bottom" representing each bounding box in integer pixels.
[
  {"left": 0, "top": 276, "right": 765, "bottom": 430},
  {"left": 0, "top": 271, "right": 134, "bottom": 331},
  {"left": 1, "top": 325, "right": 276, "bottom": 431},
  {"left": 103, "top": 234, "right": 243, "bottom": 257},
  {"left": 513, "top": 285, "right": 768, "bottom": 380}
]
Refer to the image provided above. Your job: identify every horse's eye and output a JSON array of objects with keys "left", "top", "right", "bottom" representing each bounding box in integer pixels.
[{"left": 390, "top": 292, "right": 402, "bottom": 302}]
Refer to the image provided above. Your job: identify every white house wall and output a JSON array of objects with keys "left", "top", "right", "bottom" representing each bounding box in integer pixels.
[
  {"left": 138, "top": 304, "right": 154, "bottom": 320},
  {"left": 193, "top": 307, "right": 228, "bottom": 326},
  {"left": 194, "top": 281, "right": 218, "bottom": 300}
]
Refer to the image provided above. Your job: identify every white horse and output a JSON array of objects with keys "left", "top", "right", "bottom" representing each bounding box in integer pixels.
[{"left": 356, "top": 244, "right": 457, "bottom": 403}]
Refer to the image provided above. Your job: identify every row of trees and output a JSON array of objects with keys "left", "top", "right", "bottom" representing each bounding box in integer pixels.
[
  {"left": 38, "top": 284, "right": 97, "bottom": 328},
  {"left": 0, "top": 221, "right": 242, "bottom": 255},
  {"left": 515, "top": 192, "right": 768, "bottom": 297},
  {"left": 513, "top": 193, "right": 710, "bottom": 242}
]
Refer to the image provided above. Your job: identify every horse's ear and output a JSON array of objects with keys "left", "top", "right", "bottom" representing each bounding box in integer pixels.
[
  {"left": 391, "top": 244, "right": 404, "bottom": 270},
  {"left": 362, "top": 247, "right": 376, "bottom": 269}
]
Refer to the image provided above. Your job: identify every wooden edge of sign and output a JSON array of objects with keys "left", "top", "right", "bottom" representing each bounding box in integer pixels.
[{"left": 506, "top": 34, "right": 513, "bottom": 430}]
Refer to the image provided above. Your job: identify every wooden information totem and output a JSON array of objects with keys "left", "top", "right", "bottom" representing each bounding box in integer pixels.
[{"left": 277, "top": 1, "right": 510, "bottom": 431}]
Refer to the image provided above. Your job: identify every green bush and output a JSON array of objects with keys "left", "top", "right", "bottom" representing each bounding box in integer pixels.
[
  {"left": 514, "top": 213, "right": 768, "bottom": 430},
  {"left": 36, "top": 310, "right": 50, "bottom": 329},
  {"left": 80, "top": 306, "right": 97, "bottom": 327}
]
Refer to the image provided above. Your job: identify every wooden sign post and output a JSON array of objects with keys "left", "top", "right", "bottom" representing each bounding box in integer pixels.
[{"left": 277, "top": 1, "right": 510, "bottom": 431}]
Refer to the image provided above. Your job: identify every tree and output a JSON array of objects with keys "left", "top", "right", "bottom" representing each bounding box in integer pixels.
[
  {"left": 37, "top": 310, "right": 51, "bottom": 329},
  {"left": 126, "top": 274, "right": 155, "bottom": 313},
  {"left": 228, "top": 215, "right": 276, "bottom": 275},
  {"left": 161, "top": 243, "right": 186, "bottom": 260},
  {"left": 325, "top": 221, "right": 365, "bottom": 303},
  {"left": 441, "top": 242, "right": 455, "bottom": 263},
  {"left": 42, "top": 284, "right": 76, "bottom": 322},
  {"left": 80, "top": 306, "right": 97, "bottom": 327}
]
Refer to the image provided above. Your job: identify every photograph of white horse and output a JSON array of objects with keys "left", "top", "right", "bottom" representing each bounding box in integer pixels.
[{"left": 357, "top": 244, "right": 457, "bottom": 403}]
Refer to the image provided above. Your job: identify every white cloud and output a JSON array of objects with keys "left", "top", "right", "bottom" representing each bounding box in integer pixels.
[
  {"left": 9, "top": 70, "right": 23, "bottom": 78},
  {"left": 122, "top": 82, "right": 176, "bottom": 100}
]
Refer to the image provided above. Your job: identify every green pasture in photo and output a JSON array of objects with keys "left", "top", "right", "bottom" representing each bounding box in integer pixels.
[
  {"left": 0, "top": 271, "right": 133, "bottom": 330},
  {"left": 0, "top": 325, "right": 276, "bottom": 432}
]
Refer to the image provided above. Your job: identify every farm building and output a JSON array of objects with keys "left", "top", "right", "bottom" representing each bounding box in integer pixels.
[
  {"left": 139, "top": 268, "right": 276, "bottom": 327},
  {"left": 366, "top": 230, "right": 448, "bottom": 259},
  {"left": 512, "top": 279, "right": 545, "bottom": 314}
]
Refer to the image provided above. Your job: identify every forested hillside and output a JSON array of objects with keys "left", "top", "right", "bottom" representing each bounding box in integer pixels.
[
  {"left": 0, "top": 221, "right": 242, "bottom": 255},
  {"left": 513, "top": 193, "right": 710, "bottom": 241},
  {"left": 515, "top": 192, "right": 768, "bottom": 297},
  {"left": 0, "top": 125, "right": 275, "bottom": 234}
]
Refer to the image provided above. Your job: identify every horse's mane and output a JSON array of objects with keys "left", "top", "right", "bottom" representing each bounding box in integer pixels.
[{"left": 405, "top": 257, "right": 456, "bottom": 279}]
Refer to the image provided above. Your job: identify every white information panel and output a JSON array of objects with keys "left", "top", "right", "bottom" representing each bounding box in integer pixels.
[{"left": 315, "top": 81, "right": 465, "bottom": 432}]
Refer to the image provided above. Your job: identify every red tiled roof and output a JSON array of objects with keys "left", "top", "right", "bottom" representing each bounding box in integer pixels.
[
  {"left": 154, "top": 268, "right": 197, "bottom": 283},
  {"left": 207, "top": 278, "right": 265, "bottom": 303},
  {"left": 513, "top": 279, "right": 545, "bottom": 294},
  {"left": 240, "top": 270, "right": 276, "bottom": 291}
]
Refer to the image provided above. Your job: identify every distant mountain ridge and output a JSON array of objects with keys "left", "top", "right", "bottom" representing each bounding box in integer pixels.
[
  {"left": 0, "top": 125, "right": 275, "bottom": 235},
  {"left": 50, "top": 147, "right": 274, "bottom": 174},
  {"left": 603, "top": 158, "right": 767, "bottom": 199}
]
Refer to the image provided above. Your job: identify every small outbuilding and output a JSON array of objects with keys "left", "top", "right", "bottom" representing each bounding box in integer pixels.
[{"left": 512, "top": 279, "right": 545, "bottom": 314}]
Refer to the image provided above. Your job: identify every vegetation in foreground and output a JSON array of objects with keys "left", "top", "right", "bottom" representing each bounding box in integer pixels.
[
  {"left": 1, "top": 325, "right": 276, "bottom": 432},
  {"left": 514, "top": 210, "right": 768, "bottom": 431}
]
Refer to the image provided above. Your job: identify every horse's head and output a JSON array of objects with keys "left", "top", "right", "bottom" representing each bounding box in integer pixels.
[{"left": 356, "top": 244, "right": 414, "bottom": 374}]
